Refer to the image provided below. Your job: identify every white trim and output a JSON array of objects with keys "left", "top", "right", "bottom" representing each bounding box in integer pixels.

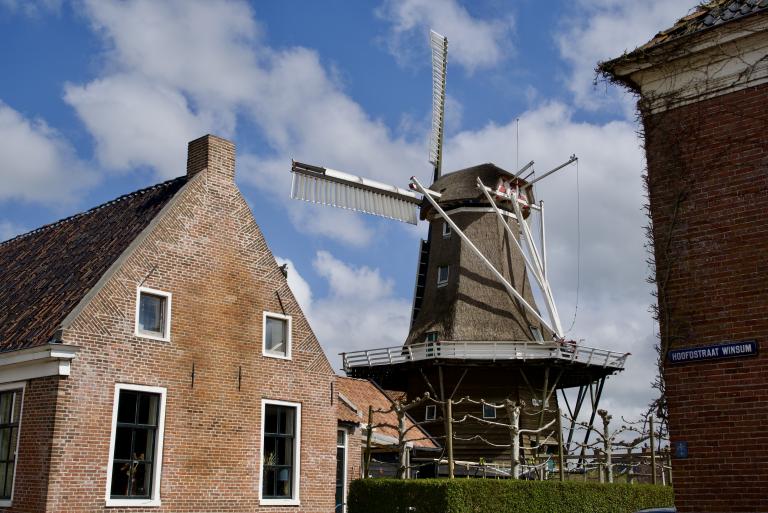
[
  {"left": 105, "top": 383, "right": 167, "bottom": 508},
  {"left": 0, "top": 345, "right": 79, "bottom": 384},
  {"left": 425, "top": 404, "right": 436, "bottom": 421},
  {"left": 259, "top": 399, "right": 302, "bottom": 507},
  {"left": 0, "top": 382, "right": 26, "bottom": 508},
  {"left": 134, "top": 287, "right": 172, "bottom": 342},
  {"left": 336, "top": 428, "right": 348, "bottom": 513},
  {"left": 436, "top": 265, "right": 449, "bottom": 287},
  {"left": 262, "top": 312, "right": 292, "bottom": 360}
]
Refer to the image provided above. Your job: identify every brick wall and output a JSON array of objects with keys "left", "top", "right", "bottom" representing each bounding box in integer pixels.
[
  {"left": 642, "top": 83, "right": 768, "bottom": 512},
  {"left": 15, "top": 136, "right": 337, "bottom": 512},
  {"left": 7, "top": 377, "right": 59, "bottom": 513}
]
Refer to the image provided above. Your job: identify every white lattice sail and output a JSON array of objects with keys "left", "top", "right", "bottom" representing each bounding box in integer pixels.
[{"left": 290, "top": 161, "right": 420, "bottom": 225}]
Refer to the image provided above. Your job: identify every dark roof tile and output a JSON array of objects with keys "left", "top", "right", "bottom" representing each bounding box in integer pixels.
[{"left": 0, "top": 177, "right": 187, "bottom": 352}]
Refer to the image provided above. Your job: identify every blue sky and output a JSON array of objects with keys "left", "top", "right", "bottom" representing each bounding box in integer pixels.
[{"left": 0, "top": 0, "right": 692, "bottom": 420}]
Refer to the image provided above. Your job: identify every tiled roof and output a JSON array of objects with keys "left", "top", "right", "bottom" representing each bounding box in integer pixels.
[
  {"left": 336, "top": 376, "right": 438, "bottom": 449},
  {"left": 0, "top": 177, "right": 187, "bottom": 352},
  {"left": 640, "top": 0, "right": 767, "bottom": 51},
  {"left": 600, "top": 0, "right": 767, "bottom": 74}
]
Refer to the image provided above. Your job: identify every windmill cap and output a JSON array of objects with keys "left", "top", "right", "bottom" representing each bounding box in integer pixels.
[{"left": 420, "top": 162, "right": 533, "bottom": 220}]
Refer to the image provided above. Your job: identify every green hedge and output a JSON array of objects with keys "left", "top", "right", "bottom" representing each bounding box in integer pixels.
[{"left": 348, "top": 479, "right": 673, "bottom": 513}]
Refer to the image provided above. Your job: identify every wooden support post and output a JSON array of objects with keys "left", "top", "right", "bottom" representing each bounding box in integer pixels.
[
  {"left": 364, "top": 405, "right": 373, "bottom": 478},
  {"left": 397, "top": 405, "right": 407, "bottom": 479},
  {"left": 557, "top": 408, "right": 565, "bottom": 482},
  {"left": 627, "top": 447, "right": 633, "bottom": 484},
  {"left": 649, "top": 416, "right": 657, "bottom": 485},
  {"left": 508, "top": 400, "right": 522, "bottom": 479},
  {"left": 438, "top": 366, "right": 454, "bottom": 479}
]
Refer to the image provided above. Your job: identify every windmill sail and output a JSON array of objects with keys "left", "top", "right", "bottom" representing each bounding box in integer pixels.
[
  {"left": 290, "top": 161, "right": 421, "bottom": 224},
  {"left": 429, "top": 30, "right": 448, "bottom": 182}
]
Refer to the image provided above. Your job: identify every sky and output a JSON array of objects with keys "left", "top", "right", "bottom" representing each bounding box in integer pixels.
[{"left": 0, "top": 0, "right": 693, "bottom": 423}]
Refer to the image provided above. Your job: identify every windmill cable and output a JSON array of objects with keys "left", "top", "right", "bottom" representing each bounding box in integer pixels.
[{"left": 565, "top": 158, "right": 581, "bottom": 334}]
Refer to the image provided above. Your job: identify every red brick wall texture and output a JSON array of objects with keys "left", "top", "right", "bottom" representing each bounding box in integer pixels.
[
  {"left": 9, "top": 136, "right": 338, "bottom": 512},
  {"left": 643, "top": 84, "right": 768, "bottom": 513}
]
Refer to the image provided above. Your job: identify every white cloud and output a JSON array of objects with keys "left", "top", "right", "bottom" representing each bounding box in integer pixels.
[
  {"left": 0, "top": 220, "right": 24, "bottom": 242},
  {"left": 64, "top": 75, "right": 213, "bottom": 178},
  {"left": 277, "top": 252, "right": 412, "bottom": 373},
  {"left": 0, "top": 101, "right": 95, "bottom": 203},
  {"left": 376, "top": 0, "right": 514, "bottom": 73},
  {"left": 66, "top": 0, "right": 427, "bottom": 245},
  {"left": 557, "top": 0, "right": 688, "bottom": 111}
]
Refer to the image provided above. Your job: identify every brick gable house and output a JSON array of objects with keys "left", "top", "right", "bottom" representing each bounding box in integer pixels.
[
  {"left": 0, "top": 135, "right": 338, "bottom": 512},
  {"left": 600, "top": 2, "right": 768, "bottom": 511}
]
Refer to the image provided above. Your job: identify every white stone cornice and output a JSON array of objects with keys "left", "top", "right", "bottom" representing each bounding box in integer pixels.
[
  {"left": 0, "top": 344, "right": 80, "bottom": 383},
  {"left": 613, "top": 15, "right": 768, "bottom": 114}
]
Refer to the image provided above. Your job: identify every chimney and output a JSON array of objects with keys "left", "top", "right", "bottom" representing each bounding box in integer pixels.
[{"left": 186, "top": 134, "right": 235, "bottom": 180}]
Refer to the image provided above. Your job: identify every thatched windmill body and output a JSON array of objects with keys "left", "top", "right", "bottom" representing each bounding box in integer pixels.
[{"left": 289, "top": 32, "right": 628, "bottom": 475}]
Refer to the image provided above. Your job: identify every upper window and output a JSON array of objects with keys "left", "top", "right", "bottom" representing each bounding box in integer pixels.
[
  {"left": 425, "top": 331, "right": 438, "bottom": 343},
  {"left": 425, "top": 405, "right": 437, "bottom": 421},
  {"left": 437, "top": 265, "right": 449, "bottom": 287},
  {"left": 0, "top": 385, "right": 24, "bottom": 507},
  {"left": 482, "top": 403, "right": 496, "bottom": 419},
  {"left": 135, "top": 287, "right": 171, "bottom": 341},
  {"left": 263, "top": 312, "right": 292, "bottom": 359},
  {"left": 442, "top": 222, "right": 452, "bottom": 238},
  {"left": 106, "top": 384, "right": 166, "bottom": 507},
  {"left": 261, "top": 400, "right": 301, "bottom": 506},
  {"left": 530, "top": 326, "right": 543, "bottom": 342}
]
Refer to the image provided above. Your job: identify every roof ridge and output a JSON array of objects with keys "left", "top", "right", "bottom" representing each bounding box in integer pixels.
[{"left": 0, "top": 176, "right": 187, "bottom": 248}]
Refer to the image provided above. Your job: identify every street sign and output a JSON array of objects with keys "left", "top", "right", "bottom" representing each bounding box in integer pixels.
[{"left": 667, "top": 340, "right": 758, "bottom": 364}]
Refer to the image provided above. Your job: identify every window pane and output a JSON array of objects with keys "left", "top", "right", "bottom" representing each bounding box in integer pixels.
[
  {"left": 137, "top": 394, "right": 158, "bottom": 426},
  {"left": 131, "top": 462, "right": 152, "bottom": 497},
  {"left": 279, "top": 407, "right": 294, "bottom": 435},
  {"left": 337, "top": 430, "right": 346, "bottom": 446},
  {"left": 10, "top": 394, "right": 20, "bottom": 424},
  {"left": 263, "top": 468, "right": 276, "bottom": 497},
  {"left": 264, "top": 406, "right": 278, "bottom": 434},
  {"left": 265, "top": 317, "right": 287, "bottom": 355},
  {"left": 117, "top": 391, "right": 137, "bottom": 423},
  {"left": 276, "top": 437, "right": 292, "bottom": 466},
  {"left": 276, "top": 467, "right": 292, "bottom": 498},
  {"left": 0, "top": 429, "right": 9, "bottom": 461},
  {"left": 139, "top": 293, "right": 165, "bottom": 335},
  {"left": 133, "top": 429, "right": 155, "bottom": 462},
  {"left": 483, "top": 404, "right": 496, "bottom": 418},
  {"left": 3, "top": 461, "right": 12, "bottom": 499},
  {"left": 113, "top": 427, "right": 133, "bottom": 460},
  {"left": 111, "top": 461, "right": 131, "bottom": 497},
  {"left": 0, "top": 394, "right": 11, "bottom": 424}
]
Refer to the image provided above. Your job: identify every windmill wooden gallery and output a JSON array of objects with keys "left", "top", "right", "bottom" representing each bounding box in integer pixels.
[{"left": 290, "top": 31, "right": 629, "bottom": 478}]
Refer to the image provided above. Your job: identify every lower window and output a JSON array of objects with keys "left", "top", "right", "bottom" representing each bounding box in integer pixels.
[
  {"left": 106, "top": 384, "right": 166, "bottom": 506},
  {"left": 335, "top": 429, "right": 347, "bottom": 513},
  {"left": 0, "top": 386, "right": 23, "bottom": 506},
  {"left": 261, "top": 400, "right": 301, "bottom": 505}
]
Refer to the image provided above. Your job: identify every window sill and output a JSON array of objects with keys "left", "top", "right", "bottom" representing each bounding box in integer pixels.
[
  {"left": 260, "top": 498, "right": 300, "bottom": 507},
  {"left": 262, "top": 351, "right": 292, "bottom": 361},
  {"left": 135, "top": 331, "right": 170, "bottom": 343},
  {"left": 106, "top": 498, "right": 161, "bottom": 508},
  {"left": 0, "top": 499, "right": 12, "bottom": 508}
]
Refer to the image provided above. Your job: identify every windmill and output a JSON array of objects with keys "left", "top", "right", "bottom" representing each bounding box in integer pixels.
[{"left": 289, "top": 31, "right": 627, "bottom": 475}]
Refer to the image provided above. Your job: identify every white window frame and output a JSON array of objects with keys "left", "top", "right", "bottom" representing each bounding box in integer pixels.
[
  {"left": 259, "top": 399, "right": 302, "bottom": 506},
  {"left": 437, "top": 265, "right": 449, "bottom": 287},
  {"left": 424, "top": 405, "right": 436, "bottom": 421},
  {"left": 336, "top": 428, "right": 348, "bottom": 513},
  {"left": 442, "top": 221, "right": 451, "bottom": 238},
  {"left": 134, "top": 286, "right": 172, "bottom": 342},
  {"left": 0, "top": 381, "right": 25, "bottom": 509},
  {"left": 262, "top": 312, "right": 292, "bottom": 360},
  {"left": 482, "top": 403, "right": 496, "bottom": 419},
  {"left": 105, "top": 383, "right": 167, "bottom": 508}
]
